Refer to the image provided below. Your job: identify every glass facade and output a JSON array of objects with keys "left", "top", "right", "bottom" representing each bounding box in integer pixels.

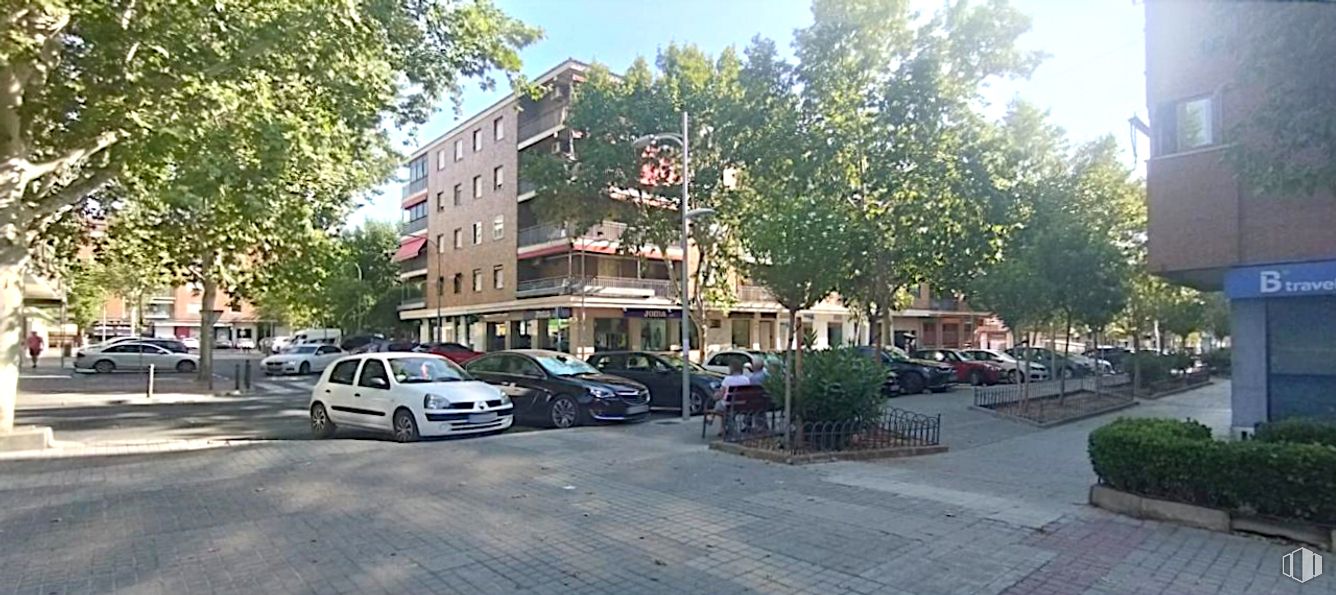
[{"left": 1267, "top": 296, "right": 1336, "bottom": 420}]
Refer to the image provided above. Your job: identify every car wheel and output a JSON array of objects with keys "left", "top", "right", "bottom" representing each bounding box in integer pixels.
[
  {"left": 392, "top": 408, "right": 419, "bottom": 443},
  {"left": 1007, "top": 369, "right": 1018, "bottom": 383},
  {"left": 310, "top": 403, "right": 336, "bottom": 439},
  {"left": 299, "top": 361, "right": 311, "bottom": 375},
  {"left": 93, "top": 360, "right": 115, "bottom": 374},
  {"left": 968, "top": 370, "right": 984, "bottom": 386},
  {"left": 549, "top": 395, "right": 580, "bottom": 429},
  {"left": 689, "top": 388, "right": 708, "bottom": 416},
  {"left": 175, "top": 360, "right": 197, "bottom": 373},
  {"left": 900, "top": 372, "right": 926, "bottom": 395}
]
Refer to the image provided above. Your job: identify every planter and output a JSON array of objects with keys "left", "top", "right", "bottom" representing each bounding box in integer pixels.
[
  {"left": 1090, "top": 484, "right": 1334, "bottom": 551},
  {"left": 710, "top": 440, "right": 948, "bottom": 465}
]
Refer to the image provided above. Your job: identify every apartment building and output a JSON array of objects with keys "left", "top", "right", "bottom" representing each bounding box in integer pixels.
[
  {"left": 90, "top": 286, "right": 278, "bottom": 344},
  {"left": 1144, "top": 1, "right": 1336, "bottom": 430},
  {"left": 395, "top": 59, "right": 1006, "bottom": 356}
]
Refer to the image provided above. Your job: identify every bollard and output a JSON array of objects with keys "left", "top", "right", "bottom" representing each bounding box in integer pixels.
[
  {"left": 147, "top": 364, "right": 155, "bottom": 399},
  {"left": 244, "top": 359, "right": 253, "bottom": 392},
  {"left": 234, "top": 363, "right": 242, "bottom": 392}
]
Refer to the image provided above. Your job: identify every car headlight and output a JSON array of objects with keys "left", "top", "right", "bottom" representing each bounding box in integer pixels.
[
  {"left": 498, "top": 393, "right": 511, "bottom": 406},
  {"left": 588, "top": 386, "right": 616, "bottom": 400},
  {"left": 423, "top": 394, "right": 450, "bottom": 410}
]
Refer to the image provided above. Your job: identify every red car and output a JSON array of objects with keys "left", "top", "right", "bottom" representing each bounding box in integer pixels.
[
  {"left": 912, "top": 349, "right": 1003, "bottom": 386},
  {"left": 418, "top": 342, "right": 483, "bottom": 364}
]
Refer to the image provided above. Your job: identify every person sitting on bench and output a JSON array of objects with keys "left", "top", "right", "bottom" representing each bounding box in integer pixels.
[{"left": 707, "top": 360, "right": 753, "bottom": 436}]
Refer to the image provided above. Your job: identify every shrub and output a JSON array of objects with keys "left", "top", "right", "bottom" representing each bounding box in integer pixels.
[
  {"left": 1089, "top": 417, "right": 1336, "bottom": 524},
  {"left": 1201, "top": 349, "right": 1231, "bottom": 375},
  {"left": 765, "top": 347, "right": 883, "bottom": 423},
  {"left": 1127, "top": 352, "right": 1193, "bottom": 387},
  {"left": 1256, "top": 417, "right": 1336, "bottom": 448}
]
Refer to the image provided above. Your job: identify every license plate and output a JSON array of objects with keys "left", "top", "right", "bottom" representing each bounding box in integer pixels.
[
  {"left": 625, "top": 404, "right": 649, "bottom": 415},
  {"left": 468, "top": 412, "right": 498, "bottom": 424}
]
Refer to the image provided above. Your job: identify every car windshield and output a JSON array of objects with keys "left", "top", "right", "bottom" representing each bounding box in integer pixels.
[
  {"left": 535, "top": 353, "right": 600, "bottom": 376},
  {"left": 284, "top": 346, "right": 318, "bottom": 354},
  {"left": 388, "top": 357, "right": 470, "bottom": 383},
  {"left": 886, "top": 346, "right": 912, "bottom": 361},
  {"left": 659, "top": 353, "right": 709, "bottom": 373}
]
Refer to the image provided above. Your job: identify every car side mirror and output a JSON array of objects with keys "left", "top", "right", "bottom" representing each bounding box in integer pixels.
[{"left": 370, "top": 377, "right": 389, "bottom": 389}]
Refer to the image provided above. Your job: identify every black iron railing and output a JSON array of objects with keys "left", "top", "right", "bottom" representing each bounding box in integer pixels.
[
  {"left": 973, "top": 373, "right": 1132, "bottom": 409},
  {"left": 722, "top": 407, "right": 941, "bottom": 454}
]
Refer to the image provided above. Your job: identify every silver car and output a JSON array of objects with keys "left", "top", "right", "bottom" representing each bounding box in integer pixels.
[{"left": 74, "top": 342, "right": 200, "bottom": 374}]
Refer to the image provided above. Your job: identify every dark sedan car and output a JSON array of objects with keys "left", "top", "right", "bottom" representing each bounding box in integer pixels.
[
  {"left": 465, "top": 349, "right": 651, "bottom": 428},
  {"left": 855, "top": 346, "right": 956, "bottom": 394},
  {"left": 586, "top": 351, "right": 724, "bottom": 414}
]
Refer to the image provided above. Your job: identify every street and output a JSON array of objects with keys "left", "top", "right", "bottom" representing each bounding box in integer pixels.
[{"left": 2, "top": 376, "right": 1322, "bottom": 594}]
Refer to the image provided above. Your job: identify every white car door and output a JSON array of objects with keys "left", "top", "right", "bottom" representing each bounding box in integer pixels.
[{"left": 320, "top": 359, "right": 362, "bottom": 426}]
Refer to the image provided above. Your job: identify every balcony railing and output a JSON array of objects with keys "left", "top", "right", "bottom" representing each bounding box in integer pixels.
[
  {"left": 518, "top": 179, "right": 537, "bottom": 197},
  {"left": 736, "top": 284, "right": 777, "bottom": 303},
  {"left": 518, "top": 107, "right": 566, "bottom": 143},
  {"left": 517, "top": 221, "right": 628, "bottom": 249},
  {"left": 516, "top": 276, "right": 671, "bottom": 299},
  {"left": 398, "top": 255, "right": 428, "bottom": 275},
  {"left": 399, "top": 283, "right": 426, "bottom": 310},
  {"left": 402, "top": 177, "right": 428, "bottom": 198},
  {"left": 400, "top": 216, "right": 428, "bottom": 235}
]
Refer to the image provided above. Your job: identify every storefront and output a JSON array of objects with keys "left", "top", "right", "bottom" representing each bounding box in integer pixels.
[{"left": 1225, "top": 259, "right": 1336, "bottom": 429}]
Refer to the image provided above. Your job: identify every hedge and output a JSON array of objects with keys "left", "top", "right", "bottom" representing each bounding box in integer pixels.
[
  {"left": 1256, "top": 417, "right": 1336, "bottom": 448},
  {"left": 1089, "top": 417, "right": 1336, "bottom": 524}
]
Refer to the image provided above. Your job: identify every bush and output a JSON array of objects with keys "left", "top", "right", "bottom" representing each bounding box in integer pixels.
[
  {"left": 1089, "top": 417, "right": 1336, "bottom": 523},
  {"left": 765, "top": 347, "right": 883, "bottom": 423},
  {"left": 1201, "top": 349, "right": 1231, "bottom": 375},
  {"left": 1256, "top": 417, "right": 1336, "bottom": 448}
]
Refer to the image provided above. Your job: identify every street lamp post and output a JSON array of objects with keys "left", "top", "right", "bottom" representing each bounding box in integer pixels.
[{"left": 633, "top": 111, "right": 714, "bottom": 421}]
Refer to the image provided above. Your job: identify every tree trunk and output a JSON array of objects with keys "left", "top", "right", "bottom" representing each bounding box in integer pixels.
[
  {"left": 784, "top": 308, "right": 797, "bottom": 450},
  {"left": 868, "top": 304, "right": 881, "bottom": 351},
  {"left": 197, "top": 278, "right": 219, "bottom": 385},
  {"left": 1132, "top": 332, "right": 1142, "bottom": 396},
  {"left": 0, "top": 245, "right": 25, "bottom": 432},
  {"left": 1059, "top": 311, "right": 1073, "bottom": 403}
]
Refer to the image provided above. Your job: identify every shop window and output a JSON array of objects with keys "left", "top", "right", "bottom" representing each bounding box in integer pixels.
[
  {"left": 641, "top": 319, "right": 668, "bottom": 351},
  {"left": 594, "top": 318, "right": 629, "bottom": 352},
  {"left": 1267, "top": 297, "right": 1336, "bottom": 420}
]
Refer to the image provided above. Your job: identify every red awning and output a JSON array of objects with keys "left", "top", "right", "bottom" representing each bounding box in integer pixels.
[{"left": 392, "top": 236, "right": 427, "bottom": 262}]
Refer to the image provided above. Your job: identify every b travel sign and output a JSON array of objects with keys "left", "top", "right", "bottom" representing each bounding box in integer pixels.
[{"left": 1225, "top": 259, "right": 1336, "bottom": 299}]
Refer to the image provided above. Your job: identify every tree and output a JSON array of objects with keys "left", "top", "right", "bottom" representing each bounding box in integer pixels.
[
  {"left": 0, "top": 0, "right": 539, "bottom": 431},
  {"left": 1222, "top": 2, "right": 1336, "bottom": 198},
  {"left": 524, "top": 46, "right": 746, "bottom": 361}
]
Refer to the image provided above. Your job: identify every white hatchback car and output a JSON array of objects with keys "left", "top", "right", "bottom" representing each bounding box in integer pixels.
[{"left": 308, "top": 353, "right": 513, "bottom": 442}]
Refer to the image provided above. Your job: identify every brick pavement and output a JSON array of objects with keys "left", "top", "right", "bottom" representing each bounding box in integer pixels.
[{"left": 0, "top": 382, "right": 1326, "bottom": 594}]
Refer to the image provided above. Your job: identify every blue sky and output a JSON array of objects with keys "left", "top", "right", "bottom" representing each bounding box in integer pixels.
[{"left": 353, "top": 0, "right": 1146, "bottom": 224}]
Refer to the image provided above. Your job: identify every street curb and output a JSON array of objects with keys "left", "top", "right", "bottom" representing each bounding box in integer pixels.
[
  {"left": 1090, "top": 484, "right": 1335, "bottom": 551},
  {"left": 968, "top": 399, "right": 1138, "bottom": 428},
  {"left": 709, "top": 440, "right": 948, "bottom": 465}
]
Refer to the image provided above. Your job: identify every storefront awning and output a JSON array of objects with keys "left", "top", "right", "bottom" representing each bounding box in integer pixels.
[{"left": 392, "top": 236, "right": 428, "bottom": 262}]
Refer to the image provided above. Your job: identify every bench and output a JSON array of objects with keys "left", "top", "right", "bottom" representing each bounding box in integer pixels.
[{"left": 702, "top": 384, "right": 773, "bottom": 440}]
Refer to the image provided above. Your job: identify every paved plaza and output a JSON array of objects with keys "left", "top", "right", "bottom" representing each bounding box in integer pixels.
[{"left": 1, "top": 380, "right": 1327, "bottom": 594}]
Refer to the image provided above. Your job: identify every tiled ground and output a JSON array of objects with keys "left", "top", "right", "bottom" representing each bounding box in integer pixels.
[{"left": 0, "top": 381, "right": 1326, "bottom": 594}]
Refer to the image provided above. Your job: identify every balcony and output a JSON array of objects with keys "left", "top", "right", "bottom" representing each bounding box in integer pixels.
[
  {"left": 518, "top": 108, "right": 565, "bottom": 145},
  {"left": 401, "top": 177, "right": 428, "bottom": 199},
  {"left": 399, "top": 254, "right": 428, "bottom": 277},
  {"left": 516, "top": 276, "right": 671, "bottom": 299},
  {"left": 400, "top": 216, "right": 428, "bottom": 235},
  {"left": 928, "top": 297, "right": 962, "bottom": 311},
  {"left": 144, "top": 304, "right": 173, "bottom": 320},
  {"left": 517, "top": 221, "right": 628, "bottom": 249},
  {"left": 398, "top": 282, "right": 426, "bottom": 310},
  {"left": 736, "top": 285, "right": 777, "bottom": 303},
  {"left": 518, "top": 179, "right": 537, "bottom": 201}
]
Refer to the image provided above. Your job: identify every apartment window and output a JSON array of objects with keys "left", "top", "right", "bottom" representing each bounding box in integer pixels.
[
  {"left": 1159, "top": 96, "right": 1216, "bottom": 154},
  {"left": 493, "top": 266, "right": 504, "bottom": 290},
  {"left": 435, "top": 233, "right": 445, "bottom": 254},
  {"left": 453, "top": 183, "right": 462, "bottom": 206},
  {"left": 492, "top": 215, "right": 504, "bottom": 240},
  {"left": 453, "top": 139, "right": 463, "bottom": 161},
  {"left": 437, "top": 150, "right": 446, "bottom": 171},
  {"left": 435, "top": 191, "right": 445, "bottom": 211},
  {"left": 404, "top": 201, "right": 427, "bottom": 222},
  {"left": 452, "top": 273, "right": 462, "bottom": 294},
  {"left": 453, "top": 228, "right": 463, "bottom": 249},
  {"left": 472, "top": 129, "right": 482, "bottom": 152},
  {"left": 493, "top": 165, "right": 504, "bottom": 190},
  {"left": 472, "top": 222, "right": 482, "bottom": 245},
  {"left": 493, "top": 116, "right": 504, "bottom": 141},
  {"left": 472, "top": 269, "right": 483, "bottom": 292},
  {"left": 407, "top": 156, "right": 427, "bottom": 182},
  {"left": 472, "top": 175, "right": 482, "bottom": 198}
]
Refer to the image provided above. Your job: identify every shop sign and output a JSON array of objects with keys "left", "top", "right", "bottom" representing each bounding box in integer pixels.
[
  {"left": 1225, "top": 259, "right": 1336, "bottom": 299},
  {"left": 624, "top": 308, "right": 681, "bottom": 319}
]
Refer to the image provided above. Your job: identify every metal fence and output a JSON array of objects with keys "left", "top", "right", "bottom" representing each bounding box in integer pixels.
[
  {"left": 973, "top": 373, "right": 1132, "bottom": 409},
  {"left": 724, "top": 407, "right": 941, "bottom": 454}
]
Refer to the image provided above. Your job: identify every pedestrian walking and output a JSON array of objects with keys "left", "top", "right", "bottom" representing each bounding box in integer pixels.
[{"left": 26, "top": 331, "right": 44, "bottom": 368}]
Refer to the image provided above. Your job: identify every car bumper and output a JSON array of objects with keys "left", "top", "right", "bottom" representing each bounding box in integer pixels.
[
  {"left": 421, "top": 407, "right": 514, "bottom": 436},
  {"left": 588, "top": 397, "right": 652, "bottom": 422},
  {"left": 264, "top": 364, "right": 300, "bottom": 375}
]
